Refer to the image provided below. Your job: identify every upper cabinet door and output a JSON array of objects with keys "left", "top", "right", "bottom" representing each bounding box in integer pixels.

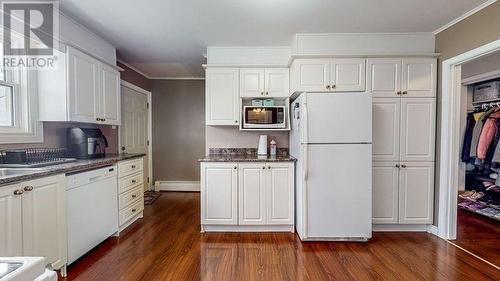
[
  {"left": 238, "top": 163, "right": 266, "bottom": 225},
  {"left": 399, "top": 162, "right": 434, "bottom": 224},
  {"left": 206, "top": 68, "right": 240, "bottom": 126},
  {"left": 372, "top": 162, "right": 399, "bottom": 224},
  {"left": 367, "top": 58, "right": 401, "bottom": 97},
  {"left": 266, "top": 163, "right": 294, "bottom": 225},
  {"left": 372, "top": 98, "right": 400, "bottom": 162},
  {"left": 240, "top": 68, "right": 265, "bottom": 97},
  {"left": 201, "top": 163, "right": 238, "bottom": 225},
  {"left": 401, "top": 58, "right": 436, "bottom": 98},
  {"left": 100, "top": 64, "right": 121, "bottom": 125},
  {"left": 67, "top": 47, "right": 99, "bottom": 123},
  {"left": 293, "top": 59, "right": 330, "bottom": 92},
  {"left": 0, "top": 183, "right": 23, "bottom": 256},
  {"left": 264, "top": 68, "right": 290, "bottom": 97},
  {"left": 21, "top": 175, "right": 67, "bottom": 269},
  {"left": 330, "top": 58, "right": 366, "bottom": 92},
  {"left": 400, "top": 98, "right": 436, "bottom": 162}
]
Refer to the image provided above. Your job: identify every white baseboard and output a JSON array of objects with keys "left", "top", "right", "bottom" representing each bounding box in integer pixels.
[
  {"left": 426, "top": 224, "right": 439, "bottom": 236},
  {"left": 155, "top": 181, "right": 200, "bottom": 192},
  {"left": 372, "top": 224, "right": 431, "bottom": 232}
]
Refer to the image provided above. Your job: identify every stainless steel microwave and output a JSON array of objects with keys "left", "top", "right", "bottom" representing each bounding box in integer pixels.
[{"left": 243, "top": 106, "right": 286, "bottom": 129}]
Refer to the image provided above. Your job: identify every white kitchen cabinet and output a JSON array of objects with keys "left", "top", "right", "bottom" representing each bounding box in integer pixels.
[
  {"left": 201, "top": 162, "right": 294, "bottom": 230},
  {"left": 367, "top": 58, "right": 401, "bottom": 98},
  {"left": 291, "top": 58, "right": 365, "bottom": 92},
  {"left": 372, "top": 98, "right": 400, "bottom": 162},
  {"left": 402, "top": 58, "right": 436, "bottom": 98},
  {"left": 367, "top": 58, "right": 436, "bottom": 98},
  {"left": 240, "top": 68, "right": 289, "bottom": 98},
  {"left": 372, "top": 162, "right": 399, "bottom": 224},
  {"left": 400, "top": 98, "right": 436, "bottom": 162},
  {"left": 99, "top": 63, "right": 121, "bottom": 125},
  {"left": 38, "top": 46, "right": 121, "bottom": 125},
  {"left": 0, "top": 183, "right": 23, "bottom": 256},
  {"left": 205, "top": 68, "right": 240, "bottom": 126},
  {"left": 266, "top": 163, "right": 294, "bottom": 225},
  {"left": 21, "top": 175, "right": 66, "bottom": 270},
  {"left": 201, "top": 163, "right": 238, "bottom": 225},
  {"left": 238, "top": 163, "right": 266, "bottom": 225},
  {"left": 399, "top": 162, "right": 434, "bottom": 224}
]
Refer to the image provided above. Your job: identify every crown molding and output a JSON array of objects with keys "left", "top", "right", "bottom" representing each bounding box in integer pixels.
[{"left": 433, "top": 0, "right": 497, "bottom": 34}]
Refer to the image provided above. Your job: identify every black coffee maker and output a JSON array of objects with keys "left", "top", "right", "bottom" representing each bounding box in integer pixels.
[{"left": 67, "top": 128, "right": 108, "bottom": 159}]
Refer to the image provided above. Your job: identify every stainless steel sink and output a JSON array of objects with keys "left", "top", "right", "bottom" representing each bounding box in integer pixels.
[{"left": 0, "top": 168, "right": 49, "bottom": 177}]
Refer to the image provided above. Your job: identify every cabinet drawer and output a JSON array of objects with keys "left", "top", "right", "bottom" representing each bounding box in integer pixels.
[
  {"left": 119, "top": 185, "right": 143, "bottom": 210},
  {"left": 119, "top": 198, "right": 144, "bottom": 226},
  {"left": 118, "top": 158, "right": 143, "bottom": 178},
  {"left": 119, "top": 173, "right": 143, "bottom": 194}
]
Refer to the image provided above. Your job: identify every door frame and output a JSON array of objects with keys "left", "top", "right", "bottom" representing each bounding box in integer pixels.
[
  {"left": 438, "top": 39, "right": 500, "bottom": 240},
  {"left": 119, "top": 80, "right": 153, "bottom": 190}
]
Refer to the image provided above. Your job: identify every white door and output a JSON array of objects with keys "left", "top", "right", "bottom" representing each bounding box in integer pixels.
[
  {"left": 0, "top": 183, "right": 23, "bottom": 256},
  {"left": 120, "top": 83, "right": 150, "bottom": 190},
  {"left": 238, "top": 163, "right": 266, "bottom": 225},
  {"left": 399, "top": 162, "right": 434, "bottom": 224},
  {"left": 265, "top": 68, "right": 290, "bottom": 97},
  {"left": 201, "top": 163, "right": 238, "bottom": 225},
  {"left": 293, "top": 59, "right": 330, "bottom": 92},
  {"left": 367, "top": 58, "right": 401, "bottom": 97},
  {"left": 330, "top": 58, "right": 366, "bottom": 92},
  {"left": 372, "top": 98, "right": 400, "bottom": 162},
  {"left": 100, "top": 64, "right": 121, "bottom": 125},
  {"left": 401, "top": 58, "right": 436, "bottom": 97},
  {"left": 372, "top": 162, "right": 399, "bottom": 224},
  {"left": 400, "top": 98, "right": 436, "bottom": 162},
  {"left": 267, "top": 163, "right": 294, "bottom": 225},
  {"left": 67, "top": 47, "right": 99, "bottom": 123},
  {"left": 206, "top": 68, "right": 239, "bottom": 126},
  {"left": 303, "top": 92, "right": 372, "bottom": 144},
  {"left": 240, "top": 68, "right": 265, "bottom": 97},
  {"left": 306, "top": 144, "right": 372, "bottom": 238},
  {"left": 21, "top": 175, "right": 66, "bottom": 269}
]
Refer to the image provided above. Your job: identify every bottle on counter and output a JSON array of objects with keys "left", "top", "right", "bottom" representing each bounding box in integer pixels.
[{"left": 270, "top": 139, "right": 277, "bottom": 156}]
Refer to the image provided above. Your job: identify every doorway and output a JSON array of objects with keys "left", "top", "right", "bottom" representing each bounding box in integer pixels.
[
  {"left": 438, "top": 39, "right": 500, "bottom": 268},
  {"left": 119, "top": 80, "right": 153, "bottom": 191}
]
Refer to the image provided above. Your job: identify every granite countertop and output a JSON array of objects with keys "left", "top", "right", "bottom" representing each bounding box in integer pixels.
[
  {"left": 0, "top": 153, "right": 145, "bottom": 187},
  {"left": 199, "top": 148, "right": 296, "bottom": 163}
]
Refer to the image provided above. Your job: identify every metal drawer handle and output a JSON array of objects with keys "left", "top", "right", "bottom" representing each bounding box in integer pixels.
[
  {"left": 132, "top": 194, "right": 137, "bottom": 198},
  {"left": 132, "top": 208, "right": 137, "bottom": 212},
  {"left": 24, "top": 186, "right": 33, "bottom": 192},
  {"left": 131, "top": 165, "right": 136, "bottom": 169},
  {"left": 131, "top": 179, "right": 137, "bottom": 184},
  {"left": 13, "top": 189, "right": 24, "bottom": 196}
]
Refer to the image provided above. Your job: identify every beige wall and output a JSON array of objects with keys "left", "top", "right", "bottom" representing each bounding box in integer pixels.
[
  {"left": 151, "top": 80, "right": 205, "bottom": 182},
  {"left": 434, "top": 2, "right": 500, "bottom": 225},
  {"left": 461, "top": 50, "right": 500, "bottom": 79},
  {"left": 205, "top": 126, "right": 289, "bottom": 152}
]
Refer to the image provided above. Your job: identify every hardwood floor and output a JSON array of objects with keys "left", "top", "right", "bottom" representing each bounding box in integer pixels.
[
  {"left": 454, "top": 208, "right": 500, "bottom": 267},
  {"left": 62, "top": 192, "right": 499, "bottom": 281}
]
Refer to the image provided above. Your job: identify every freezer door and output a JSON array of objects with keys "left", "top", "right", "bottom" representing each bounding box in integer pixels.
[
  {"left": 305, "top": 143, "right": 372, "bottom": 239},
  {"left": 303, "top": 92, "right": 372, "bottom": 144}
]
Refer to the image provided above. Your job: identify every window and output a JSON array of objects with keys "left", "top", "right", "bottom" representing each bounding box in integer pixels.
[{"left": 0, "top": 32, "right": 43, "bottom": 143}]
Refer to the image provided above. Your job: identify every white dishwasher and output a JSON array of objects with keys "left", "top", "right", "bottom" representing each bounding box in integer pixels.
[{"left": 66, "top": 165, "right": 118, "bottom": 264}]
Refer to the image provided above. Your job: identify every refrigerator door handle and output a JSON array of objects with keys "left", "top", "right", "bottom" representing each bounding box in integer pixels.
[{"left": 303, "top": 145, "right": 309, "bottom": 181}]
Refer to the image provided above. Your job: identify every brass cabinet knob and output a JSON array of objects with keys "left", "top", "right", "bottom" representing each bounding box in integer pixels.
[
  {"left": 401, "top": 164, "right": 407, "bottom": 168},
  {"left": 102, "top": 118, "right": 106, "bottom": 121},
  {"left": 262, "top": 166, "right": 266, "bottom": 169},
  {"left": 395, "top": 164, "right": 400, "bottom": 168},
  {"left": 261, "top": 92, "right": 264, "bottom": 95},
  {"left": 13, "top": 189, "right": 24, "bottom": 195},
  {"left": 268, "top": 166, "right": 271, "bottom": 169},
  {"left": 233, "top": 166, "right": 237, "bottom": 169},
  {"left": 132, "top": 179, "right": 137, "bottom": 184},
  {"left": 131, "top": 165, "right": 136, "bottom": 169},
  {"left": 326, "top": 85, "right": 331, "bottom": 90},
  {"left": 396, "top": 91, "right": 401, "bottom": 95},
  {"left": 402, "top": 91, "right": 408, "bottom": 95},
  {"left": 96, "top": 118, "right": 100, "bottom": 121},
  {"left": 265, "top": 92, "right": 269, "bottom": 95},
  {"left": 24, "top": 186, "right": 33, "bottom": 192},
  {"left": 235, "top": 120, "right": 238, "bottom": 124},
  {"left": 331, "top": 84, "right": 336, "bottom": 89},
  {"left": 132, "top": 194, "right": 137, "bottom": 198}
]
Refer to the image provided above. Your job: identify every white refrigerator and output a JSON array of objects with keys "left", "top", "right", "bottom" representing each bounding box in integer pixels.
[{"left": 290, "top": 92, "right": 372, "bottom": 241}]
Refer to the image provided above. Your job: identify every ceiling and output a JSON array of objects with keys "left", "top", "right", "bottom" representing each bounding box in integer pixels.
[{"left": 60, "top": 0, "right": 490, "bottom": 78}]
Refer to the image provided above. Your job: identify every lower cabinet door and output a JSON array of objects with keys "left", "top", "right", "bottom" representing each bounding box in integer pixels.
[
  {"left": 21, "top": 174, "right": 67, "bottom": 269},
  {"left": 372, "top": 162, "right": 399, "bottom": 224},
  {"left": 238, "top": 163, "right": 266, "bottom": 225},
  {"left": 0, "top": 183, "right": 23, "bottom": 256},
  {"left": 266, "top": 163, "right": 294, "bottom": 225},
  {"left": 201, "top": 163, "right": 238, "bottom": 225},
  {"left": 399, "top": 162, "right": 434, "bottom": 224}
]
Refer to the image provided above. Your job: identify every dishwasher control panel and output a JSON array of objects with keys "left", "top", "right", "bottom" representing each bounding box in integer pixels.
[{"left": 66, "top": 165, "right": 118, "bottom": 190}]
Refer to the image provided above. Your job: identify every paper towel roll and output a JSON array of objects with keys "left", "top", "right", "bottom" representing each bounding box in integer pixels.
[{"left": 258, "top": 135, "right": 268, "bottom": 155}]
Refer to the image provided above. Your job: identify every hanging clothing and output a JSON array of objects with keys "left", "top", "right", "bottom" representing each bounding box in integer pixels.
[
  {"left": 477, "top": 111, "right": 500, "bottom": 160},
  {"left": 461, "top": 113, "right": 476, "bottom": 163},
  {"left": 470, "top": 108, "right": 497, "bottom": 158}
]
